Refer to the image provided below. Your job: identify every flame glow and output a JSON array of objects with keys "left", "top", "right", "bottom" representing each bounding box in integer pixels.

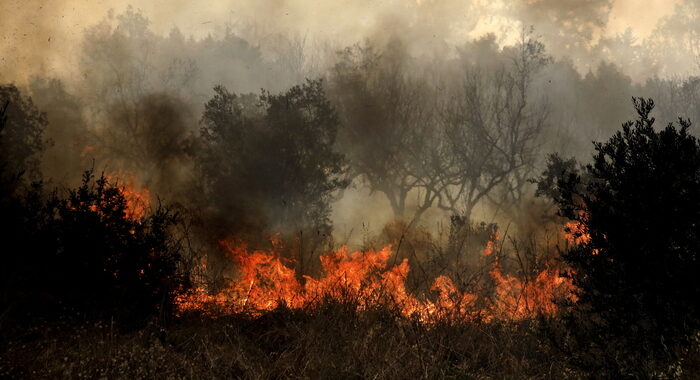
[
  {"left": 105, "top": 173, "right": 151, "bottom": 220},
  {"left": 175, "top": 235, "right": 577, "bottom": 323},
  {"left": 563, "top": 212, "right": 600, "bottom": 255}
]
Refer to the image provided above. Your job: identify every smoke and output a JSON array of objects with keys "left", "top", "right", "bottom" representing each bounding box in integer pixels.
[
  {"left": 0, "top": 1, "right": 687, "bottom": 84},
  {"left": 2, "top": 0, "right": 699, "bottom": 251}
]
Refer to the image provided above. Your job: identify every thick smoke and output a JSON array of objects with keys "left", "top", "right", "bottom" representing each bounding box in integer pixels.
[{"left": 2, "top": 1, "right": 699, "bottom": 250}]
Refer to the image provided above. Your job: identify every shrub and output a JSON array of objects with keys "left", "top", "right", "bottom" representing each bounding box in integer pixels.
[
  {"left": 538, "top": 98, "right": 700, "bottom": 368},
  {"left": 1, "top": 169, "right": 190, "bottom": 326}
]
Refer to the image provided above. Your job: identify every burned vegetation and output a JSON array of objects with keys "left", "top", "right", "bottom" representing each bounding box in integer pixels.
[{"left": 2, "top": 4, "right": 700, "bottom": 379}]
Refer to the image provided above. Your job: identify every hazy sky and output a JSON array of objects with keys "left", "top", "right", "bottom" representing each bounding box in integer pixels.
[
  {"left": 607, "top": 0, "right": 678, "bottom": 36},
  {"left": 0, "top": 0, "right": 682, "bottom": 82}
]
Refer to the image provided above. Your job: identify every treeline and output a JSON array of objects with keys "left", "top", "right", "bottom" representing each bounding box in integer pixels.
[{"left": 17, "top": 8, "right": 700, "bottom": 239}]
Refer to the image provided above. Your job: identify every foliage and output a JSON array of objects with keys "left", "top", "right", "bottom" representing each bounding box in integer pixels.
[
  {"left": 196, "top": 79, "right": 347, "bottom": 240},
  {"left": 329, "top": 32, "right": 550, "bottom": 223},
  {"left": 329, "top": 40, "right": 437, "bottom": 219},
  {"left": 0, "top": 169, "right": 189, "bottom": 326},
  {"left": 442, "top": 30, "right": 550, "bottom": 221},
  {"left": 538, "top": 98, "right": 700, "bottom": 366}
]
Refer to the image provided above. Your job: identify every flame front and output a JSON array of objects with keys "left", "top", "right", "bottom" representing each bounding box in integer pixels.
[{"left": 175, "top": 236, "right": 577, "bottom": 323}]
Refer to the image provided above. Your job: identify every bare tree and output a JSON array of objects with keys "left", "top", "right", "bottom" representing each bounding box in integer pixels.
[
  {"left": 330, "top": 41, "right": 438, "bottom": 220},
  {"left": 437, "top": 30, "right": 550, "bottom": 222}
]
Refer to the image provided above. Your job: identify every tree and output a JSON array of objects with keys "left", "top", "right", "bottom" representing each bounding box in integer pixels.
[
  {"left": 538, "top": 98, "right": 700, "bottom": 356},
  {"left": 579, "top": 61, "right": 635, "bottom": 141},
  {"left": 196, "top": 79, "right": 347, "bottom": 244},
  {"left": 506, "top": 0, "right": 612, "bottom": 67},
  {"left": 438, "top": 31, "right": 550, "bottom": 222},
  {"left": 80, "top": 7, "right": 196, "bottom": 195},
  {"left": 28, "top": 78, "right": 91, "bottom": 184},
  {"left": 330, "top": 41, "right": 439, "bottom": 220},
  {"left": 0, "top": 85, "right": 47, "bottom": 179},
  {"left": 644, "top": 75, "right": 700, "bottom": 131},
  {"left": 646, "top": 0, "right": 700, "bottom": 76}
]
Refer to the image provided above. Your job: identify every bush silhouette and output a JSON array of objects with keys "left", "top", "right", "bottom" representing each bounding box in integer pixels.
[
  {"left": 539, "top": 98, "right": 700, "bottom": 359},
  {"left": 0, "top": 167, "right": 189, "bottom": 326}
]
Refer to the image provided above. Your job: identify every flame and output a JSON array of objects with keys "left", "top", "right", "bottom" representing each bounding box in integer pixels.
[
  {"left": 175, "top": 236, "right": 577, "bottom": 323},
  {"left": 78, "top": 172, "right": 151, "bottom": 223},
  {"left": 489, "top": 261, "right": 577, "bottom": 319},
  {"left": 563, "top": 212, "right": 600, "bottom": 255},
  {"left": 104, "top": 173, "right": 151, "bottom": 220},
  {"left": 81, "top": 145, "right": 97, "bottom": 158},
  {"left": 564, "top": 221, "right": 590, "bottom": 246},
  {"left": 482, "top": 232, "right": 498, "bottom": 255}
]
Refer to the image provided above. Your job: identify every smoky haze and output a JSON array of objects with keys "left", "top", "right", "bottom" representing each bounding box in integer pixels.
[
  {"left": 0, "top": 0, "right": 685, "bottom": 82},
  {"left": 1, "top": 0, "right": 698, "bottom": 249}
]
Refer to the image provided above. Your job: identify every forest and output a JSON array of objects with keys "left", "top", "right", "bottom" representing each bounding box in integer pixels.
[{"left": 1, "top": 1, "right": 700, "bottom": 378}]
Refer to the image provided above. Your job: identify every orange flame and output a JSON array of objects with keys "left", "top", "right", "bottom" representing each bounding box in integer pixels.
[
  {"left": 490, "top": 262, "right": 576, "bottom": 319},
  {"left": 104, "top": 173, "right": 151, "bottom": 220},
  {"left": 175, "top": 236, "right": 577, "bottom": 323},
  {"left": 482, "top": 233, "right": 498, "bottom": 256},
  {"left": 564, "top": 221, "right": 590, "bottom": 246},
  {"left": 563, "top": 212, "right": 599, "bottom": 255}
]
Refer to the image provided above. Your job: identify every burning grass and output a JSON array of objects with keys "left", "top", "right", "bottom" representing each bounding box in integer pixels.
[
  {"left": 5, "top": 171, "right": 691, "bottom": 378},
  {"left": 3, "top": 202, "right": 696, "bottom": 378},
  {"left": 174, "top": 235, "right": 577, "bottom": 324}
]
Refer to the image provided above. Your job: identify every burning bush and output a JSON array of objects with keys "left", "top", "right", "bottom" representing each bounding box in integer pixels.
[
  {"left": 0, "top": 167, "right": 190, "bottom": 327},
  {"left": 174, "top": 233, "right": 576, "bottom": 324}
]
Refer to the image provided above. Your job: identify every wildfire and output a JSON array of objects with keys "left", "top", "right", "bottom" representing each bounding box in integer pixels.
[
  {"left": 564, "top": 221, "right": 590, "bottom": 246},
  {"left": 175, "top": 236, "right": 577, "bottom": 323},
  {"left": 482, "top": 233, "right": 498, "bottom": 256},
  {"left": 105, "top": 173, "right": 151, "bottom": 220},
  {"left": 563, "top": 211, "right": 600, "bottom": 255}
]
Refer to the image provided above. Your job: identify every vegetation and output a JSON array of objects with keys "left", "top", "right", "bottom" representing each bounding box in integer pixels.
[
  {"left": 0, "top": 101, "right": 189, "bottom": 329},
  {"left": 538, "top": 98, "right": 700, "bottom": 375},
  {"left": 3, "top": 5, "right": 700, "bottom": 378},
  {"left": 196, "top": 79, "right": 347, "bottom": 244},
  {"left": 1, "top": 307, "right": 580, "bottom": 379}
]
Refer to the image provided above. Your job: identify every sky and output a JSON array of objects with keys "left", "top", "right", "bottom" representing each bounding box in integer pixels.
[{"left": 0, "top": 0, "right": 682, "bottom": 83}]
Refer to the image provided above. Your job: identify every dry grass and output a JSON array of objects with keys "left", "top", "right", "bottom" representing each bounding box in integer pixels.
[
  {"left": 2, "top": 224, "right": 696, "bottom": 379},
  {"left": 4, "top": 302, "right": 699, "bottom": 379},
  {"left": 2, "top": 304, "right": 585, "bottom": 379}
]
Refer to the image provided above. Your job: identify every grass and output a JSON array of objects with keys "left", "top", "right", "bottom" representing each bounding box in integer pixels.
[
  {"left": 2, "top": 224, "right": 697, "bottom": 379},
  {"left": 4, "top": 302, "right": 700, "bottom": 378},
  {"left": 1, "top": 303, "right": 585, "bottom": 379}
]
